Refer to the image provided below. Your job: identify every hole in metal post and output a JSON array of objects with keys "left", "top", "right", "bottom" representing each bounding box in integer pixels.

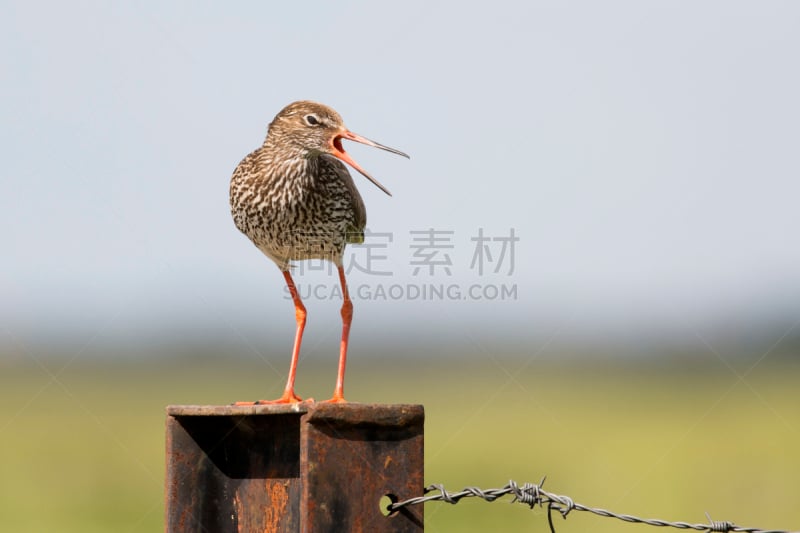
[{"left": 379, "top": 494, "right": 398, "bottom": 517}]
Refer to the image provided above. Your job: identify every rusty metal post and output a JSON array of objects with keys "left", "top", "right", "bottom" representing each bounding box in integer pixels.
[{"left": 166, "top": 403, "right": 424, "bottom": 533}]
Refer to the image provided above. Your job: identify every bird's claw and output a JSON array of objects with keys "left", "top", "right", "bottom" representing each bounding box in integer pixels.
[
  {"left": 320, "top": 396, "right": 347, "bottom": 404},
  {"left": 233, "top": 392, "right": 309, "bottom": 405}
]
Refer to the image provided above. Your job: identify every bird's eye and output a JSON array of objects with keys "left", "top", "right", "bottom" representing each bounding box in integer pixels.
[{"left": 305, "top": 115, "right": 320, "bottom": 126}]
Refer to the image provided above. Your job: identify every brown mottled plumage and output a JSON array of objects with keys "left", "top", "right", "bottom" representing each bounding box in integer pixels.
[{"left": 229, "top": 101, "right": 408, "bottom": 404}]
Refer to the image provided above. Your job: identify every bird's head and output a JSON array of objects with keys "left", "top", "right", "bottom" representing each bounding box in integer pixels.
[{"left": 267, "top": 100, "right": 409, "bottom": 196}]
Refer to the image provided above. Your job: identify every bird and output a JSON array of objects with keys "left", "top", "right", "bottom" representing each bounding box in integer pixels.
[{"left": 229, "top": 101, "right": 409, "bottom": 404}]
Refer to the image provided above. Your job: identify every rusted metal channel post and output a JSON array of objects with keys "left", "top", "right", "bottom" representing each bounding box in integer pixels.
[{"left": 166, "top": 403, "right": 424, "bottom": 532}]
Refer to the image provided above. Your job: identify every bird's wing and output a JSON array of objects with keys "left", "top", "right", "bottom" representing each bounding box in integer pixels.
[{"left": 321, "top": 155, "right": 367, "bottom": 242}]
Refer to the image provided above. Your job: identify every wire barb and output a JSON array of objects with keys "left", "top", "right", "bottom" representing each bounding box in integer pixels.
[
  {"left": 706, "top": 512, "right": 735, "bottom": 532},
  {"left": 509, "top": 479, "right": 544, "bottom": 508},
  {"left": 388, "top": 479, "right": 799, "bottom": 533}
]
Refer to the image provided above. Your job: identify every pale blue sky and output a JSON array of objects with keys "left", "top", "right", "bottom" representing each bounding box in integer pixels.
[{"left": 3, "top": 1, "right": 800, "bottom": 353}]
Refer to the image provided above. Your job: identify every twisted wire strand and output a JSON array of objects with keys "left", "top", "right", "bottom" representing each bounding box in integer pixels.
[{"left": 387, "top": 479, "right": 798, "bottom": 533}]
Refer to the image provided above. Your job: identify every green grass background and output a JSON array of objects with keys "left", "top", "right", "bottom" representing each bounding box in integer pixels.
[{"left": 2, "top": 353, "right": 798, "bottom": 532}]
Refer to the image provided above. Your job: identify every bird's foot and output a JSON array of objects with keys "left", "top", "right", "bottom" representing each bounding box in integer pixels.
[
  {"left": 233, "top": 391, "right": 307, "bottom": 405},
  {"left": 320, "top": 394, "right": 347, "bottom": 404}
]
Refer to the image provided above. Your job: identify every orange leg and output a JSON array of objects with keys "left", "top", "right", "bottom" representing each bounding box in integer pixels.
[
  {"left": 325, "top": 265, "right": 352, "bottom": 403},
  {"left": 235, "top": 270, "right": 306, "bottom": 405}
]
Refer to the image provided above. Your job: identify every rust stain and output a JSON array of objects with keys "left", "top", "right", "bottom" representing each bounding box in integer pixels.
[
  {"left": 384, "top": 455, "right": 393, "bottom": 469},
  {"left": 233, "top": 489, "right": 243, "bottom": 533},
  {"left": 263, "top": 479, "right": 289, "bottom": 533}
]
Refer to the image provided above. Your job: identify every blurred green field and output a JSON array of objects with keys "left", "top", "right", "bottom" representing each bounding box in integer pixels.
[{"left": 1, "top": 352, "right": 799, "bottom": 532}]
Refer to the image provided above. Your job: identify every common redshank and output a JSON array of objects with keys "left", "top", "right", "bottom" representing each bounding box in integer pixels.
[{"left": 229, "top": 101, "right": 409, "bottom": 403}]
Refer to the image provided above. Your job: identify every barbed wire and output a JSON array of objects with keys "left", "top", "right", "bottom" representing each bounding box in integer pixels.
[{"left": 388, "top": 478, "right": 798, "bottom": 533}]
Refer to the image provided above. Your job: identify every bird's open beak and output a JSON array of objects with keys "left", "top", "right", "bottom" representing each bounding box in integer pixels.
[{"left": 330, "top": 130, "right": 410, "bottom": 197}]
